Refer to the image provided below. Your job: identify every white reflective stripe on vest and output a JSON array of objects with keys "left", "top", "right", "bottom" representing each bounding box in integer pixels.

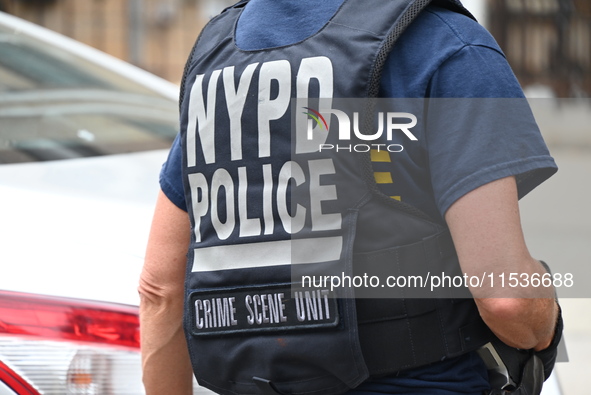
[{"left": 191, "top": 236, "right": 343, "bottom": 272}]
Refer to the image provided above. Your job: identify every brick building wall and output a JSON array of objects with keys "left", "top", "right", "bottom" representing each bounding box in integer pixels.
[
  {"left": 0, "top": 0, "right": 211, "bottom": 83},
  {"left": 487, "top": 0, "right": 591, "bottom": 97},
  {"left": 1, "top": 0, "right": 589, "bottom": 96}
]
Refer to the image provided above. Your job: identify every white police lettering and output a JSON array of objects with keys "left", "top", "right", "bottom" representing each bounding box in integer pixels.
[
  {"left": 188, "top": 161, "right": 337, "bottom": 242},
  {"left": 186, "top": 56, "right": 341, "bottom": 246}
]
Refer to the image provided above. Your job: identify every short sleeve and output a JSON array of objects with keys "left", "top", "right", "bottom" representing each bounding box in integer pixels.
[
  {"left": 374, "top": 6, "right": 557, "bottom": 221},
  {"left": 159, "top": 133, "right": 188, "bottom": 211},
  {"left": 425, "top": 45, "right": 558, "bottom": 216}
]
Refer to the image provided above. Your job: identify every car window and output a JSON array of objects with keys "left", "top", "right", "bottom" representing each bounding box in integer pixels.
[
  {"left": 0, "top": 24, "right": 164, "bottom": 95},
  {"left": 0, "top": 38, "right": 113, "bottom": 91},
  {"left": 0, "top": 24, "right": 179, "bottom": 164}
]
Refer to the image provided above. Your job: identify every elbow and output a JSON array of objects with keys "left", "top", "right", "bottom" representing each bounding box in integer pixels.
[
  {"left": 475, "top": 297, "right": 558, "bottom": 350},
  {"left": 477, "top": 297, "right": 555, "bottom": 323},
  {"left": 138, "top": 271, "right": 184, "bottom": 309},
  {"left": 476, "top": 298, "right": 529, "bottom": 322}
]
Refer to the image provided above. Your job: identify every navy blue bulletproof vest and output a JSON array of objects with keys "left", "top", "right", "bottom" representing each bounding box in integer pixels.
[{"left": 179, "top": 1, "right": 495, "bottom": 394}]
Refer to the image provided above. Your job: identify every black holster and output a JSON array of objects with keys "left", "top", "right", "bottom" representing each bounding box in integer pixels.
[
  {"left": 481, "top": 305, "right": 563, "bottom": 395},
  {"left": 484, "top": 352, "right": 544, "bottom": 395}
]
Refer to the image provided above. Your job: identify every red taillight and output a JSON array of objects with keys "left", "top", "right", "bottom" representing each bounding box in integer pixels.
[
  {"left": 0, "top": 360, "right": 41, "bottom": 395},
  {"left": 0, "top": 290, "right": 139, "bottom": 349}
]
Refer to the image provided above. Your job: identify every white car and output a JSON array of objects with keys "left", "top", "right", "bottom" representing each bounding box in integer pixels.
[{"left": 0, "top": 10, "right": 199, "bottom": 395}]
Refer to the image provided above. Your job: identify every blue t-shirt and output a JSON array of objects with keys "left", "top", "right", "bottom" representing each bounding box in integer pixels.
[
  {"left": 160, "top": 1, "right": 557, "bottom": 393},
  {"left": 161, "top": 1, "right": 556, "bottom": 222}
]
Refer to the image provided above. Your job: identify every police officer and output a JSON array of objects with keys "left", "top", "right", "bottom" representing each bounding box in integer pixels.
[{"left": 139, "top": 1, "right": 561, "bottom": 394}]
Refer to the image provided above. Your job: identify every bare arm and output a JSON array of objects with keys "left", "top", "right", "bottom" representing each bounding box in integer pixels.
[
  {"left": 139, "top": 190, "right": 193, "bottom": 395},
  {"left": 445, "top": 176, "right": 558, "bottom": 351}
]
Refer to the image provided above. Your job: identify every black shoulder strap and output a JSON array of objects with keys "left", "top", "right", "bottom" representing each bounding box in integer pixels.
[
  {"left": 361, "top": 0, "right": 437, "bottom": 222},
  {"left": 222, "top": 0, "right": 249, "bottom": 12},
  {"left": 360, "top": 0, "right": 477, "bottom": 223},
  {"left": 367, "top": 0, "right": 475, "bottom": 98}
]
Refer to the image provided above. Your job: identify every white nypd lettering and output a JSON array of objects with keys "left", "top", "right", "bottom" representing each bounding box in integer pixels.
[
  {"left": 258, "top": 60, "right": 291, "bottom": 158},
  {"left": 186, "top": 56, "right": 341, "bottom": 246},
  {"left": 223, "top": 63, "right": 259, "bottom": 162},
  {"left": 187, "top": 70, "right": 220, "bottom": 167},
  {"left": 295, "top": 57, "right": 334, "bottom": 155},
  {"left": 187, "top": 56, "right": 333, "bottom": 165}
]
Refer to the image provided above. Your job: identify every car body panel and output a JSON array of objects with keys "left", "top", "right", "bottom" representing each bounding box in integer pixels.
[
  {"left": 0, "top": 151, "right": 168, "bottom": 306},
  {"left": 0, "top": 9, "right": 180, "bottom": 307}
]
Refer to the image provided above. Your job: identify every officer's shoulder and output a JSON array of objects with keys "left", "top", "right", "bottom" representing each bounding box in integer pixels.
[{"left": 413, "top": 5, "right": 502, "bottom": 52}]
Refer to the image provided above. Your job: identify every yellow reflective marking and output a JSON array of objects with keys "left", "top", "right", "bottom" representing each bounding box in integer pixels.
[
  {"left": 370, "top": 149, "right": 391, "bottom": 162},
  {"left": 374, "top": 172, "right": 393, "bottom": 184}
]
